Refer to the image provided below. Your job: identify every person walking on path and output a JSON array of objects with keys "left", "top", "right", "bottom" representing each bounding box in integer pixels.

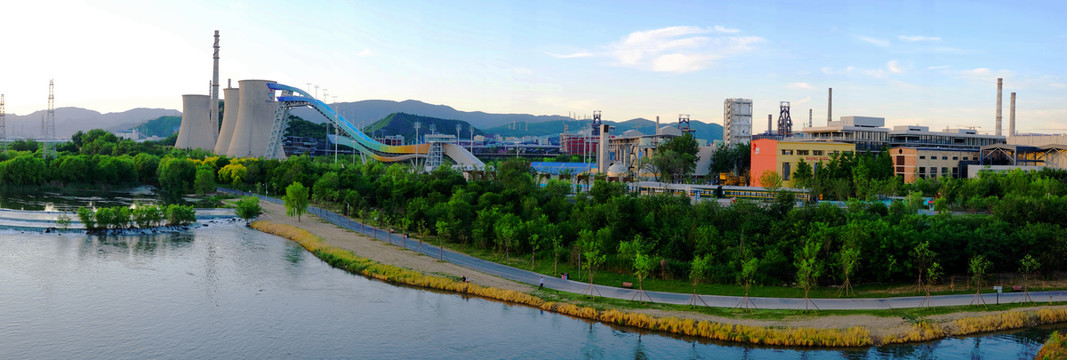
[{"left": 539, "top": 275, "right": 544, "bottom": 290}]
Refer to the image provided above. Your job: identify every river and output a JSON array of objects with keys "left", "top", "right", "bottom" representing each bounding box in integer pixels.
[{"left": 0, "top": 223, "right": 1058, "bottom": 359}]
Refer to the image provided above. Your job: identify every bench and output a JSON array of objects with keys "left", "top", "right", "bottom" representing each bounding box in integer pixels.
[
  {"left": 622, "top": 282, "right": 633, "bottom": 288},
  {"left": 1013, "top": 285, "right": 1023, "bottom": 292}
]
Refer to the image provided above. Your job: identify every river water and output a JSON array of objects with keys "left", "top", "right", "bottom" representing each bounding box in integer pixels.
[{"left": 0, "top": 223, "right": 1057, "bottom": 359}]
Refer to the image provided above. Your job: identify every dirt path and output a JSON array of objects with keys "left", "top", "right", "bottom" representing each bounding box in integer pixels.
[{"left": 257, "top": 200, "right": 532, "bottom": 293}]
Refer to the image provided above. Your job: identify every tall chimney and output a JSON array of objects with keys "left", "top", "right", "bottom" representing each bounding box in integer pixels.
[
  {"left": 210, "top": 30, "right": 221, "bottom": 142},
  {"left": 808, "top": 109, "right": 813, "bottom": 128},
  {"left": 996, "top": 78, "right": 1002, "bottom": 137},
  {"left": 1010, "top": 92, "right": 1016, "bottom": 137},
  {"left": 598, "top": 124, "right": 609, "bottom": 174},
  {"left": 767, "top": 114, "right": 772, "bottom": 134},
  {"left": 655, "top": 115, "right": 660, "bottom": 135},
  {"left": 827, "top": 88, "right": 832, "bottom": 125}
]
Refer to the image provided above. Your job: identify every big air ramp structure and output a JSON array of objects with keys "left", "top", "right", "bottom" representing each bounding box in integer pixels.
[
  {"left": 213, "top": 86, "right": 240, "bottom": 154},
  {"left": 267, "top": 82, "right": 485, "bottom": 170},
  {"left": 174, "top": 94, "right": 215, "bottom": 151}
]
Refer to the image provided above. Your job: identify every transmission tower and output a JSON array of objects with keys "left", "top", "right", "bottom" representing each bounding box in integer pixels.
[
  {"left": 1, "top": 94, "right": 5, "bottom": 140},
  {"left": 46, "top": 79, "right": 56, "bottom": 140},
  {"left": 776, "top": 101, "right": 792, "bottom": 137}
]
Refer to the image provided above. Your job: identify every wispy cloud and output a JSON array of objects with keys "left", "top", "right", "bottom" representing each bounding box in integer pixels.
[
  {"left": 926, "top": 65, "right": 951, "bottom": 70},
  {"left": 898, "top": 35, "right": 941, "bottom": 42},
  {"left": 956, "top": 67, "right": 1014, "bottom": 83},
  {"left": 603, "top": 26, "right": 764, "bottom": 73},
  {"left": 713, "top": 25, "right": 740, "bottom": 33},
  {"left": 356, "top": 49, "right": 376, "bottom": 57},
  {"left": 821, "top": 66, "right": 854, "bottom": 75},
  {"left": 786, "top": 82, "right": 814, "bottom": 90},
  {"left": 887, "top": 60, "right": 903, "bottom": 74},
  {"left": 546, "top": 51, "right": 594, "bottom": 59},
  {"left": 856, "top": 35, "right": 889, "bottom": 47}
]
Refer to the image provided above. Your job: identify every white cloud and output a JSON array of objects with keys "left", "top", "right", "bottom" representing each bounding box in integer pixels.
[
  {"left": 356, "top": 49, "right": 376, "bottom": 57},
  {"left": 887, "top": 60, "right": 903, "bottom": 74},
  {"left": 926, "top": 65, "right": 951, "bottom": 70},
  {"left": 856, "top": 35, "right": 889, "bottom": 47},
  {"left": 786, "top": 82, "right": 814, "bottom": 90},
  {"left": 546, "top": 51, "right": 594, "bottom": 59},
  {"left": 898, "top": 35, "right": 941, "bottom": 42},
  {"left": 821, "top": 66, "right": 854, "bottom": 75},
  {"left": 956, "top": 67, "right": 1015, "bottom": 83},
  {"left": 605, "top": 26, "right": 763, "bottom": 73},
  {"left": 713, "top": 25, "right": 740, "bottom": 33}
]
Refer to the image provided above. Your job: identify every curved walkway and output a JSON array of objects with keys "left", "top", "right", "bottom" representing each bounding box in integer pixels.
[{"left": 222, "top": 188, "right": 1067, "bottom": 310}]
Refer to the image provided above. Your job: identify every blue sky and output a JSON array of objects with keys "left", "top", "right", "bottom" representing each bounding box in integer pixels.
[{"left": 2, "top": 0, "right": 1065, "bottom": 133}]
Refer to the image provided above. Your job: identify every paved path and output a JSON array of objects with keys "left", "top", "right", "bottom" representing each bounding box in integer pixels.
[{"left": 223, "top": 188, "right": 1067, "bottom": 310}]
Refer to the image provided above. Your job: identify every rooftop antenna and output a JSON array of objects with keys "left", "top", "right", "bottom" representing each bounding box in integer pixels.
[{"left": 591, "top": 110, "right": 602, "bottom": 136}]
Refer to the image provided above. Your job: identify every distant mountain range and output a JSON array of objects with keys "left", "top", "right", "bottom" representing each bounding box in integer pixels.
[
  {"left": 291, "top": 99, "right": 574, "bottom": 130},
  {"left": 487, "top": 117, "right": 723, "bottom": 143},
  {"left": 363, "top": 113, "right": 486, "bottom": 143},
  {"left": 3, "top": 107, "right": 179, "bottom": 139}
]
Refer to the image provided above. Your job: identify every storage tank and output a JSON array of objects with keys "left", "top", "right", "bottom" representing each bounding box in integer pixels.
[
  {"left": 227, "top": 80, "right": 276, "bottom": 158},
  {"left": 213, "top": 86, "right": 240, "bottom": 155},
  {"left": 174, "top": 94, "right": 213, "bottom": 150}
]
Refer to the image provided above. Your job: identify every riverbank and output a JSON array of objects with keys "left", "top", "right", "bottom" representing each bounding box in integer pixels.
[{"left": 252, "top": 200, "right": 1067, "bottom": 347}]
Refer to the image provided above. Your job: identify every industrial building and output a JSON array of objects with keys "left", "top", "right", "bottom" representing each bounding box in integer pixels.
[
  {"left": 606, "top": 126, "right": 682, "bottom": 177},
  {"left": 969, "top": 143, "right": 1067, "bottom": 177},
  {"left": 799, "top": 116, "right": 1004, "bottom": 152},
  {"left": 890, "top": 147, "right": 980, "bottom": 183},
  {"left": 749, "top": 139, "right": 855, "bottom": 187},
  {"left": 723, "top": 98, "right": 752, "bottom": 146}
]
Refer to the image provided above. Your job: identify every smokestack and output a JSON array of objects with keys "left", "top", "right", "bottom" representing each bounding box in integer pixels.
[
  {"left": 827, "top": 88, "right": 832, "bottom": 125},
  {"left": 210, "top": 30, "right": 221, "bottom": 142},
  {"left": 808, "top": 109, "right": 813, "bottom": 128},
  {"left": 655, "top": 116, "right": 660, "bottom": 135},
  {"left": 598, "top": 124, "right": 609, "bottom": 174},
  {"left": 767, "top": 114, "right": 772, "bottom": 134},
  {"left": 996, "top": 78, "right": 1002, "bottom": 137},
  {"left": 1010, "top": 92, "right": 1016, "bottom": 137}
]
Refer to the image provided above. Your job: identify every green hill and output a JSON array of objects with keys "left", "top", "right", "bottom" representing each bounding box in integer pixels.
[
  {"left": 132, "top": 115, "right": 182, "bottom": 138},
  {"left": 364, "top": 113, "right": 485, "bottom": 143}
]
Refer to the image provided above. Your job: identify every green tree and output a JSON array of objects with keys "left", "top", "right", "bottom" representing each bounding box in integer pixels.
[
  {"left": 493, "top": 213, "right": 521, "bottom": 264},
  {"left": 758, "top": 169, "right": 782, "bottom": 190},
  {"left": 235, "top": 196, "right": 262, "bottom": 224},
  {"left": 688, "top": 253, "right": 711, "bottom": 306},
  {"left": 158, "top": 157, "right": 196, "bottom": 194},
  {"left": 650, "top": 132, "right": 699, "bottom": 182},
  {"left": 77, "top": 207, "right": 96, "bottom": 230},
  {"left": 579, "top": 228, "right": 606, "bottom": 299},
  {"left": 795, "top": 237, "right": 823, "bottom": 312},
  {"left": 792, "top": 158, "right": 814, "bottom": 189},
  {"left": 839, "top": 241, "right": 860, "bottom": 297},
  {"left": 194, "top": 165, "right": 217, "bottom": 194},
  {"left": 56, "top": 213, "right": 72, "bottom": 231},
  {"left": 969, "top": 254, "right": 992, "bottom": 306},
  {"left": 312, "top": 171, "right": 340, "bottom": 202},
  {"left": 619, "top": 235, "right": 656, "bottom": 302},
  {"left": 283, "top": 181, "right": 310, "bottom": 221},
  {"left": 1020, "top": 254, "right": 1040, "bottom": 303},
  {"left": 911, "top": 241, "right": 936, "bottom": 292}
]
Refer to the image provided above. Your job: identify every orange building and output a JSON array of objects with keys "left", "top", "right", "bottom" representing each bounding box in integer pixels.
[{"left": 749, "top": 139, "right": 855, "bottom": 187}]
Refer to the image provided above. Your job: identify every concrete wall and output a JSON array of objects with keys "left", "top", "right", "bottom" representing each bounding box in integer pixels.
[
  {"left": 226, "top": 80, "right": 276, "bottom": 157},
  {"left": 213, "top": 87, "right": 240, "bottom": 155},
  {"left": 174, "top": 94, "right": 214, "bottom": 151}
]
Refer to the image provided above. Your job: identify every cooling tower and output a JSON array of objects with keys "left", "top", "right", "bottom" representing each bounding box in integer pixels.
[
  {"left": 174, "top": 94, "right": 214, "bottom": 150},
  {"left": 213, "top": 87, "right": 240, "bottom": 154},
  {"left": 227, "top": 79, "right": 277, "bottom": 158}
]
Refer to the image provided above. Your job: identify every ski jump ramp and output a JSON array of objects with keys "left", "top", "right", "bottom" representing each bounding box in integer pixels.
[{"left": 265, "top": 82, "right": 485, "bottom": 170}]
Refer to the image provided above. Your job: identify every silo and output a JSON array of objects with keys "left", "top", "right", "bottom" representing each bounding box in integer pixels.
[
  {"left": 213, "top": 86, "right": 240, "bottom": 155},
  {"left": 227, "top": 79, "right": 276, "bottom": 158},
  {"left": 174, "top": 94, "right": 213, "bottom": 150}
]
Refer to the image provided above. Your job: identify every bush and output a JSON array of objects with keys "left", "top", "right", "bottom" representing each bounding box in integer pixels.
[{"left": 235, "top": 196, "right": 262, "bottom": 223}]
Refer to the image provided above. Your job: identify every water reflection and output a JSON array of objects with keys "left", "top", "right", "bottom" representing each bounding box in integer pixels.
[{"left": 0, "top": 224, "right": 1062, "bottom": 360}]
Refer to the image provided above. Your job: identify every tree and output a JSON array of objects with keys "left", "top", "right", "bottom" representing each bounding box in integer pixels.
[
  {"left": 839, "top": 241, "right": 860, "bottom": 297},
  {"left": 650, "top": 132, "right": 699, "bottom": 182},
  {"left": 579, "top": 229, "right": 606, "bottom": 299},
  {"left": 235, "top": 196, "right": 262, "bottom": 224},
  {"left": 619, "top": 235, "right": 655, "bottom": 302},
  {"left": 158, "top": 157, "right": 196, "bottom": 194},
  {"left": 921, "top": 261, "right": 943, "bottom": 309},
  {"left": 312, "top": 171, "right": 340, "bottom": 203},
  {"left": 737, "top": 256, "right": 759, "bottom": 311},
  {"left": 911, "top": 241, "right": 936, "bottom": 293},
  {"left": 55, "top": 213, "right": 72, "bottom": 231},
  {"left": 494, "top": 213, "right": 520, "bottom": 264},
  {"left": 795, "top": 237, "right": 823, "bottom": 312},
  {"left": 758, "top": 170, "right": 782, "bottom": 190},
  {"left": 792, "top": 158, "right": 814, "bottom": 189},
  {"left": 194, "top": 164, "right": 217, "bottom": 195},
  {"left": 78, "top": 207, "right": 96, "bottom": 231},
  {"left": 688, "top": 254, "right": 711, "bottom": 307},
  {"left": 283, "top": 181, "right": 310, "bottom": 221},
  {"left": 1020, "top": 254, "right": 1040, "bottom": 303},
  {"left": 969, "top": 254, "right": 991, "bottom": 307}
]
